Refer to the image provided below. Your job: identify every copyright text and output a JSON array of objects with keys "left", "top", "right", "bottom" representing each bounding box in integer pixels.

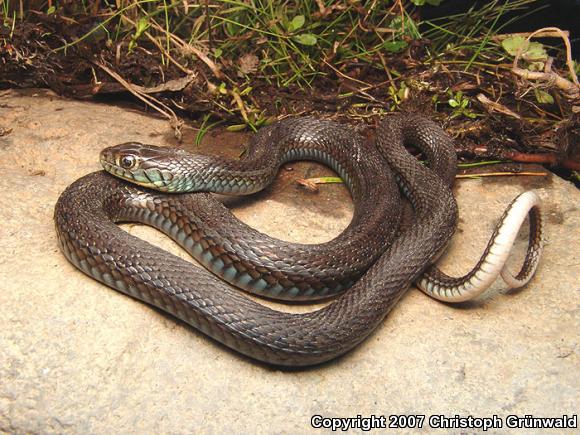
[{"left": 310, "top": 414, "right": 577, "bottom": 431}]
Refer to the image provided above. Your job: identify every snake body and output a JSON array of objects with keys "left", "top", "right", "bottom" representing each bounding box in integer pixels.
[
  {"left": 54, "top": 115, "right": 543, "bottom": 366},
  {"left": 98, "top": 118, "right": 406, "bottom": 300}
]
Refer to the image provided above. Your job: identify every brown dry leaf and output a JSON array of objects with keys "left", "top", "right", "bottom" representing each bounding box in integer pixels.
[
  {"left": 239, "top": 53, "right": 259, "bottom": 75},
  {"left": 295, "top": 177, "right": 342, "bottom": 192},
  {"left": 476, "top": 93, "right": 522, "bottom": 119},
  {"left": 296, "top": 178, "right": 319, "bottom": 192}
]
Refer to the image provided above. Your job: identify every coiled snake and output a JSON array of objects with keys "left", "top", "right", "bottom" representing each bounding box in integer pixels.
[{"left": 54, "top": 115, "right": 544, "bottom": 366}]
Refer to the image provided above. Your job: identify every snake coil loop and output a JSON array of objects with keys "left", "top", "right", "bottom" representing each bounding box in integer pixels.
[{"left": 55, "top": 115, "right": 543, "bottom": 366}]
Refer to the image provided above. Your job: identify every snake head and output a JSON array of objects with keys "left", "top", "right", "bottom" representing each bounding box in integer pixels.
[{"left": 100, "top": 142, "right": 197, "bottom": 192}]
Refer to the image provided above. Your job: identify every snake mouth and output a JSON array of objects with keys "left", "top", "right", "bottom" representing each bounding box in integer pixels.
[{"left": 100, "top": 158, "right": 175, "bottom": 191}]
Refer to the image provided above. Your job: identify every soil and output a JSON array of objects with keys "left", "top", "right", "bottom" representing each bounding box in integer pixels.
[{"left": 1, "top": 15, "right": 579, "bottom": 184}]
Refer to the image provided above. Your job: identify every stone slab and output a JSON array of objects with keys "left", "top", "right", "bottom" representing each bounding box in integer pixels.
[{"left": 0, "top": 89, "right": 578, "bottom": 434}]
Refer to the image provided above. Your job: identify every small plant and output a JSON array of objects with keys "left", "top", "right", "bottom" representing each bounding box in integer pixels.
[
  {"left": 411, "top": 0, "right": 444, "bottom": 6},
  {"left": 388, "top": 82, "right": 409, "bottom": 110},
  {"left": 285, "top": 14, "right": 317, "bottom": 47},
  {"left": 447, "top": 90, "right": 478, "bottom": 119},
  {"left": 501, "top": 35, "right": 548, "bottom": 71},
  {"left": 128, "top": 16, "right": 150, "bottom": 52},
  {"left": 501, "top": 34, "right": 556, "bottom": 105}
]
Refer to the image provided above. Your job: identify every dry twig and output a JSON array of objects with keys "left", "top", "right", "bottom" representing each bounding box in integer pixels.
[
  {"left": 95, "top": 61, "right": 183, "bottom": 140},
  {"left": 476, "top": 93, "right": 522, "bottom": 119}
]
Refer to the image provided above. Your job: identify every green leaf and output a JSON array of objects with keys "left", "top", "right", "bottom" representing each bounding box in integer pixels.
[
  {"left": 226, "top": 124, "right": 247, "bottom": 132},
  {"left": 294, "top": 33, "right": 317, "bottom": 46},
  {"left": 287, "top": 15, "right": 305, "bottom": 32},
  {"left": 502, "top": 37, "right": 547, "bottom": 71},
  {"left": 528, "top": 61, "right": 545, "bottom": 72},
  {"left": 501, "top": 36, "right": 528, "bottom": 56},
  {"left": 411, "top": 0, "right": 443, "bottom": 5},
  {"left": 47, "top": 6, "right": 56, "bottom": 14},
  {"left": 136, "top": 17, "right": 149, "bottom": 34},
  {"left": 214, "top": 48, "right": 223, "bottom": 59},
  {"left": 524, "top": 41, "right": 548, "bottom": 61},
  {"left": 534, "top": 89, "right": 554, "bottom": 104},
  {"left": 397, "top": 83, "right": 408, "bottom": 99},
  {"left": 225, "top": 17, "right": 245, "bottom": 37},
  {"left": 502, "top": 37, "right": 547, "bottom": 62},
  {"left": 257, "top": 115, "right": 276, "bottom": 126},
  {"left": 448, "top": 99, "right": 459, "bottom": 108},
  {"left": 308, "top": 177, "right": 343, "bottom": 184},
  {"left": 383, "top": 40, "right": 408, "bottom": 52},
  {"left": 389, "top": 16, "right": 420, "bottom": 39},
  {"left": 239, "top": 86, "right": 253, "bottom": 96}
]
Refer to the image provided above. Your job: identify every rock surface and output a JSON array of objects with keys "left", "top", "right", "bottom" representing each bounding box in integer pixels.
[{"left": 0, "top": 89, "right": 578, "bottom": 434}]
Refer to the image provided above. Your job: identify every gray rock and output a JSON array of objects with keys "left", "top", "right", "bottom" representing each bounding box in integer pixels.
[{"left": 0, "top": 89, "right": 577, "bottom": 434}]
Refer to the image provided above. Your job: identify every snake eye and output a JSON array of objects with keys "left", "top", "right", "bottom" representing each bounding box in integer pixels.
[{"left": 120, "top": 155, "right": 137, "bottom": 169}]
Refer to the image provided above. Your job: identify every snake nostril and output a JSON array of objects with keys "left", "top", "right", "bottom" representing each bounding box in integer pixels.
[{"left": 100, "top": 149, "right": 112, "bottom": 163}]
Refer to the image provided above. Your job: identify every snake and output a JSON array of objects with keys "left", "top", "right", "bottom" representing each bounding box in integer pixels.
[{"left": 54, "top": 115, "right": 544, "bottom": 366}]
